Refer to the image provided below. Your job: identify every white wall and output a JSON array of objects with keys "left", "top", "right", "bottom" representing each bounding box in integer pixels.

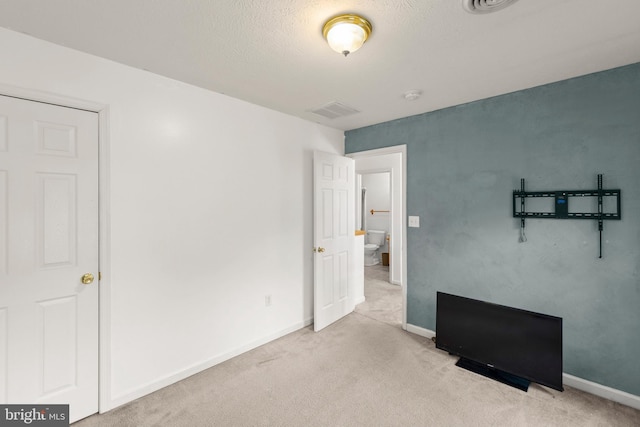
[{"left": 0, "top": 28, "right": 344, "bottom": 410}]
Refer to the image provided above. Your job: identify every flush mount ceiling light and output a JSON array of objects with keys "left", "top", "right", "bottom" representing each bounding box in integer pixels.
[{"left": 322, "top": 14, "right": 372, "bottom": 57}]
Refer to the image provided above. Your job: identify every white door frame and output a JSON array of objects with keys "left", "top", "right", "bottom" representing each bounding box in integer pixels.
[
  {"left": 347, "top": 145, "right": 407, "bottom": 329},
  {"left": 0, "top": 83, "right": 111, "bottom": 414}
]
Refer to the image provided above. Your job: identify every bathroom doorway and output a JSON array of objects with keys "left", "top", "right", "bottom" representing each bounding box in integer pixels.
[
  {"left": 358, "top": 172, "right": 391, "bottom": 270},
  {"left": 347, "top": 146, "right": 406, "bottom": 329}
]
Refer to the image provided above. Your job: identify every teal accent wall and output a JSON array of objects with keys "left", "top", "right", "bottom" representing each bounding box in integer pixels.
[{"left": 345, "top": 63, "right": 640, "bottom": 396}]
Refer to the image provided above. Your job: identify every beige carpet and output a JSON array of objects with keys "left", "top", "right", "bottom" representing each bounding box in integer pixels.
[
  {"left": 76, "top": 267, "right": 640, "bottom": 426},
  {"left": 355, "top": 265, "right": 402, "bottom": 327}
]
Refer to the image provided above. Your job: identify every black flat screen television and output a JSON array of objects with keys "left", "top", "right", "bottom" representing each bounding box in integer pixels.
[{"left": 436, "top": 292, "right": 563, "bottom": 392}]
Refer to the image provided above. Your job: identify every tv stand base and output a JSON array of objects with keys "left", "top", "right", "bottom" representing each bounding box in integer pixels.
[{"left": 456, "top": 357, "right": 531, "bottom": 392}]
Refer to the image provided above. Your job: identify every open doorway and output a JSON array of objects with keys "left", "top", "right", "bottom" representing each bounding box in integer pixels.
[
  {"left": 347, "top": 146, "right": 407, "bottom": 329},
  {"left": 358, "top": 172, "right": 391, "bottom": 271},
  {"left": 356, "top": 171, "right": 401, "bottom": 326}
]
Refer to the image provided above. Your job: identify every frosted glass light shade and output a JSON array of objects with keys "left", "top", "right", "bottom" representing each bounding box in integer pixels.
[{"left": 323, "top": 14, "right": 372, "bottom": 57}]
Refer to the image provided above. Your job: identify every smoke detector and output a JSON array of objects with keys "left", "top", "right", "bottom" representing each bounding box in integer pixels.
[
  {"left": 403, "top": 90, "right": 422, "bottom": 101},
  {"left": 463, "top": 0, "right": 519, "bottom": 14}
]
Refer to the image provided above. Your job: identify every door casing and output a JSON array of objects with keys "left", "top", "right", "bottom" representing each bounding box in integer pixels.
[{"left": 347, "top": 145, "right": 407, "bottom": 329}]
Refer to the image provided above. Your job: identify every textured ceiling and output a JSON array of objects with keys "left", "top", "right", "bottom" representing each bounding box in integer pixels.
[{"left": 1, "top": 0, "right": 639, "bottom": 131}]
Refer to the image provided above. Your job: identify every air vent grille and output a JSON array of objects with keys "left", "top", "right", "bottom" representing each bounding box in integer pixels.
[
  {"left": 463, "top": 0, "right": 519, "bottom": 14},
  {"left": 310, "top": 102, "right": 360, "bottom": 119}
]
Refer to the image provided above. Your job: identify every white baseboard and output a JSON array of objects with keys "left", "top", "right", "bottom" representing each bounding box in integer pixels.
[
  {"left": 405, "top": 323, "right": 640, "bottom": 411},
  {"left": 354, "top": 296, "right": 366, "bottom": 305},
  {"left": 105, "top": 317, "right": 314, "bottom": 412},
  {"left": 562, "top": 373, "right": 640, "bottom": 410},
  {"left": 405, "top": 323, "right": 435, "bottom": 339}
]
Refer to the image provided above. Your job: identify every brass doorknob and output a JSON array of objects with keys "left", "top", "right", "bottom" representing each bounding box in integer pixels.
[
  {"left": 318, "top": 247, "right": 325, "bottom": 253},
  {"left": 81, "top": 273, "right": 94, "bottom": 285}
]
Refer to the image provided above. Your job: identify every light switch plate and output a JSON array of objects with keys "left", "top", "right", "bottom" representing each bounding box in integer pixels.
[{"left": 408, "top": 216, "right": 420, "bottom": 228}]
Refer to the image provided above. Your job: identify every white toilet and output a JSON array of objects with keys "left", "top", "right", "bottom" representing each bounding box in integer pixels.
[{"left": 364, "top": 230, "right": 386, "bottom": 266}]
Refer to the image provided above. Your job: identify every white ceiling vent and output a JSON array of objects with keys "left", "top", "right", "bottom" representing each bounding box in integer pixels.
[
  {"left": 310, "top": 102, "right": 360, "bottom": 120},
  {"left": 463, "top": 0, "right": 519, "bottom": 14}
]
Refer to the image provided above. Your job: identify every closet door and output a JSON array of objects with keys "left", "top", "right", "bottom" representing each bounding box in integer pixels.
[{"left": 0, "top": 95, "right": 99, "bottom": 422}]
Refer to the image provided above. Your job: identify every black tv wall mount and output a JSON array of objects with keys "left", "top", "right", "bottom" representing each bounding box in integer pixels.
[{"left": 513, "top": 174, "right": 621, "bottom": 258}]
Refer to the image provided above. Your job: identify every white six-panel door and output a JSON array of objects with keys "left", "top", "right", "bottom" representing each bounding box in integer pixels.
[
  {"left": 0, "top": 95, "right": 99, "bottom": 422},
  {"left": 313, "top": 151, "right": 355, "bottom": 332}
]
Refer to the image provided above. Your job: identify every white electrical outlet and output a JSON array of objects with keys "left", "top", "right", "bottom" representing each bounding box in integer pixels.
[
  {"left": 408, "top": 216, "right": 420, "bottom": 228},
  {"left": 265, "top": 295, "right": 272, "bottom": 307}
]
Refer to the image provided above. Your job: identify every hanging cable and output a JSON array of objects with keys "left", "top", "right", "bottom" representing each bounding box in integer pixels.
[{"left": 519, "top": 225, "right": 527, "bottom": 243}]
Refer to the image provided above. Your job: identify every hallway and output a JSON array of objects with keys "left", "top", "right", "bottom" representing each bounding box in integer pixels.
[{"left": 354, "top": 264, "right": 402, "bottom": 326}]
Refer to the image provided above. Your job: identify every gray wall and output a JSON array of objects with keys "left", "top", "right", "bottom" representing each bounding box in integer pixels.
[{"left": 345, "top": 63, "right": 640, "bottom": 396}]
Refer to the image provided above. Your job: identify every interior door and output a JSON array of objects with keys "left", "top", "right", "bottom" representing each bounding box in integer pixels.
[
  {"left": 313, "top": 151, "right": 355, "bottom": 331},
  {"left": 0, "top": 95, "right": 99, "bottom": 422}
]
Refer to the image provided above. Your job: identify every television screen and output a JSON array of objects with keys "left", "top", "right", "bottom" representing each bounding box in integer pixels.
[{"left": 436, "top": 292, "right": 563, "bottom": 391}]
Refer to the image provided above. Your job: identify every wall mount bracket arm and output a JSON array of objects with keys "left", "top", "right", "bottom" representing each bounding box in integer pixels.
[{"left": 512, "top": 174, "right": 621, "bottom": 258}]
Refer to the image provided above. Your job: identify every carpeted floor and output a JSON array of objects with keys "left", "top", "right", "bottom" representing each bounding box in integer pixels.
[
  {"left": 75, "top": 267, "right": 640, "bottom": 426},
  {"left": 355, "top": 265, "right": 402, "bottom": 327}
]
